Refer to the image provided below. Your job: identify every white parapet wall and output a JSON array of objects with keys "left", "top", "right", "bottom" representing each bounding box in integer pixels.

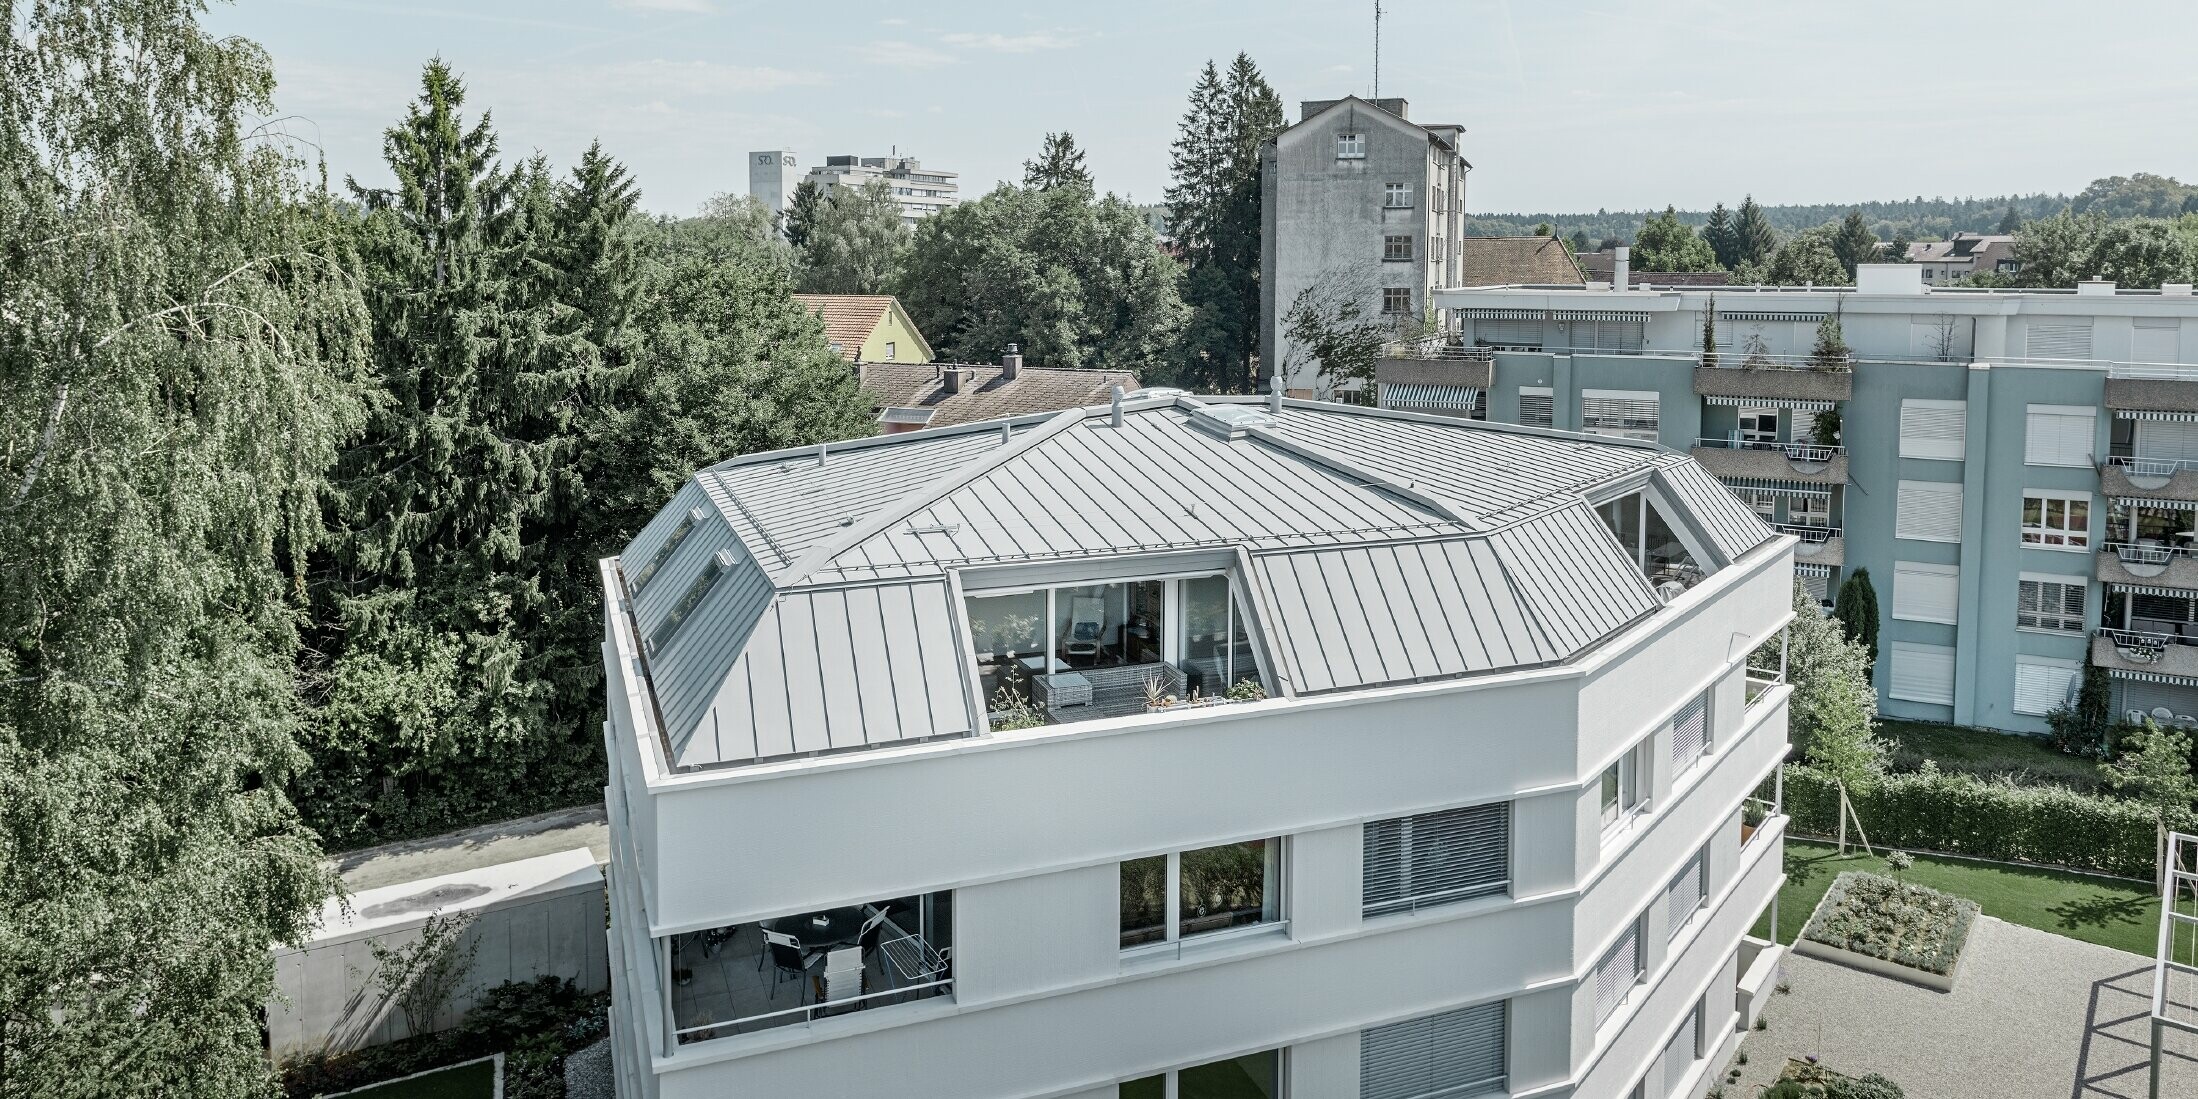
[{"left": 269, "top": 847, "right": 608, "bottom": 1057}]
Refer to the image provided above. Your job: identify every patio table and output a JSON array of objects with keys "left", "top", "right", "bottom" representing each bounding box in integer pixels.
[{"left": 764, "top": 906, "right": 866, "bottom": 954}]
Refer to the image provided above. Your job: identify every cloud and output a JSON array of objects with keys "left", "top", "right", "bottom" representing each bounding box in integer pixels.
[
  {"left": 851, "top": 40, "right": 959, "bottom": 70},
  {"left": 613, "top": 0, "right": 715, "bottom": 11},
  {"left": 577, "top": 59, "right": 826, "bottom": 95},
  {"left": 939, "top": 30, "right": 1080, "bottom": 53},
  {"left": 880, "top": 16, "right": 909, "bottom": 25}
]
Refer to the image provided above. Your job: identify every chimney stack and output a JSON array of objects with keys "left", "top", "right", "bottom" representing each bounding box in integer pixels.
[
  {"left": 942, "top": 367, "right": 963, "bottom": 394},
  {"left": 1612, "top": 246, "right": 1630, "bottom": 293},
  {"left": 1001, "top": 343, "right": 1023, "bottom": 381}
]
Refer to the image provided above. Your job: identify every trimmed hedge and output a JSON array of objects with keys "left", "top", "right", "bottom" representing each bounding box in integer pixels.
[{"left": 1782, "top": 763, "right": 2195, "bottom": 879}]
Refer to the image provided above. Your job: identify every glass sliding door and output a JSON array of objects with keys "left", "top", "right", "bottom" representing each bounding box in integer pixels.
[
  {"left": 966, "top": 591, "right": 1045, "bottom": 706},
  {"left": 1177, "top": 575, "right": 1261, "bottom": 698}
]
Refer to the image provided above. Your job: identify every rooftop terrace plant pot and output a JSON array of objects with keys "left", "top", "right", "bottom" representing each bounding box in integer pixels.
[{"left": 1791, "top": 871, "right": 1978, "bottom": 993}]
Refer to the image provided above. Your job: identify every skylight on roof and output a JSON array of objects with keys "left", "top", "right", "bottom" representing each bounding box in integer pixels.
[
  {"left": 629, "top": 507, "right": 705, "bottom": 594},
  {"left": 648, "top": 549, "right": 731, "bottom": 654}
]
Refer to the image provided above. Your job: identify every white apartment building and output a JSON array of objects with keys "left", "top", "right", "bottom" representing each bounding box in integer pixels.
[
  {"left": 599, "top": 393, "right": 1796, "bottom": 1099},
  {"left": 808, "top": 153, "right": 960, "bottom": 226},
  {"left": 1261, "top": 96, "right": 1471, "bottom": 396},
  {"left": 748, "top": 149, "right": 801, "bottom": 219}
]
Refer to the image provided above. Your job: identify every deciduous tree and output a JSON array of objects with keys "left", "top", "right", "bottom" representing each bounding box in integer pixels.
[
  {"left": 1633, "top": 206, "right": 1717, "bottom": 271},
  {"left": 797, "top": 178, "right": 908, "bottom": 294},
  {"left": 2107, "top": 720, "right": 2198, "bottom": 888}
]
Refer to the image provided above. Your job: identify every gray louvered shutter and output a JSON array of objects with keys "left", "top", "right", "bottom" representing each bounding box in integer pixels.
[
  {"left": 1518, "top": 388, "right": 1554, "bottom": 428},
  {"left": 2028, "top": 319, "right": 2094, "bottom": 360},
  {"left": 1666, "top": 848, "right": 1706, "bottom": 937},
  {"left": 1662, "top": 1003, "right": 1702, "bottom": 1096},
  {"left": 1890, "top": 641, "right": 1956, "bottom": 705},
  {"left": 1668, "top": 692, "right": 1708, "bottom": 771},
  {"left": 1361, "top": 1000, "right": 1508, "bottom": 1099},
  {"left": 1363, "top": 802, "right": 1511, "bottom": 917},
  {"left": 1593, "top": 920, "right": 1642, "bottom": 1023},
  {"left": 1895, "top": 480, "right": 1964, "bottom": 542},
  {"left": 1899, "top": 399, "right": 1967, "bottom": 460}
]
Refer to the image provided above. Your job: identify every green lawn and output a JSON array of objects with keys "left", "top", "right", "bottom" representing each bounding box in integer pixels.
[
  {"left": 1754, "top": 839, "right": 2167, "bottom": 957},
  {"left": 1877, "top": 718, "right": 2108, "bottom": 792},
  {"left": 334, "top": 1058, "right": 496, "bottom": 1099}
]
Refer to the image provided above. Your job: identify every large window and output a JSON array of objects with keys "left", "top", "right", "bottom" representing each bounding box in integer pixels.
[
  {"left": 666, "top": 892, "right": 953, "bottom": 1043},
  {"left": 967, "top": 590, "right": 1046, "bottom": 706},
  {"left": 1384, "top": 234, "right": 1414, "bottom": 261},
  {"left": 1382, "top": 287, "right": 1413, "bottom": 315},
  {"left": 1581, "top": 390, "right": 1659, "bottom": 441},
  {"left": 2022, "top": 491, "right": 2091, "bottom": 550},
  {"left": 2017, "top": 575, "right": 2087, "bottom": 633},
  {"left": 1120, "top": 840, "right": 1282, "bottom": 950},
  {"left": 1122, "top": 1050, "right": 1282, "bottom": 1099},
  {"left": 1600, "top": 739, "right": 1651, "bottom": 832},
  {"left": 1179, "top": 575, "right": 1258, "bottom": 698},
  {"left": 1383, "top": 182, "right": 1412, "bottom": 208},
  {"left": 1337, "top": 132, "right": 1366, "bottom": 159},
  {"left": 1361, "top": 1001, "right": 1508, "bottom": 1099},
  {"left": 1363, "top": 802, "right": 1511, "bottom": 916}
]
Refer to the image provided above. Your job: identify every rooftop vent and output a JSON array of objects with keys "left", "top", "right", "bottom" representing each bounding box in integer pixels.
[
  {"left": 1188, "top": 404, "right": 1276, "bottom": 441},
  {"left": 2077, "top": 277, "right": 2117, "bottom": 296}
]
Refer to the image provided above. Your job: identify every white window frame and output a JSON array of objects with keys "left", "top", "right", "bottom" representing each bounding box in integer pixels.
[
  {"left": 1337, "top": 132, "right": 1366, "bottom": 159},
  {"left": 1899, "top": 398, "right": 1967, "bottom": 461},
  {"left": 1600, "top": 739, "right": 1652, "bottom": 834},
  {"left": 1891, "top": 561, "right": 1961, "bottom": 625},
  {"left": 1789, "top": 492, "right": 1831, "bottom": 529},
  {"left": 1666, "top": 845, "right": 1708, "bottom": 940},
  {"left": 1737, "top": 407, "right": 1780, "bottom": 445},
  {"left": 2021, "top": 489, "right": 2092, "bottom": 551},
  {"left": 1384, "top": 182, "right": 1412, "bottom": 209},
  {"left": 1119, "top": 839, "right": 1286, "bottom": 956},
  {"left": 1381, "top": 287, "right": 1413, "bottom": 315},
  {"left": 1593, "top": 915, "right": 1648, "bottom": 1025},
  {"left": 2016, "top": 573, "right": 2087, "bottom": 634}
]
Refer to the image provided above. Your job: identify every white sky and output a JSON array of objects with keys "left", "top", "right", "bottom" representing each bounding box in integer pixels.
[{"left": 209, "top": 0, "right": 2198, "bottom": 217}]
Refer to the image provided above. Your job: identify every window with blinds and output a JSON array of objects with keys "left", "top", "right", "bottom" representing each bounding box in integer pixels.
[
  {"left": 2133, "top": 316, "right": 2181, "bottom": 364},
  {"left": 1668, "top": 691, "right": 1709, "bottom": 774},
  {"left": 1360, "top": 1001, "right": 1508, "bottom": 1099},
  {"left": 1518, "top": 386, "right": 1554, "bottom": 428},
  {"left": 1661, "top": 1001, "right": 1704, "bottom": 1097},
  {"left": 2027, "top": 319, "right": 2094, "bottom": 360},
  {"left": 1479, "top": 319, "right": 1543, "bottom": 347},
  {"left": 1899, "top": 399, "right": 1967, "bottom": 460},
  {"left": 1593, "top": 917, "right": 1645, "bottom": 1024},
  {"left": 1574, "top": 319, "right": 1645, "bottom": 351},
  {"left": 1582, "top": 389, "right": 1659, "bottom": 441},
  {"left": 2016, "top": 575, "right": 2086, "bottom": 633},
  {"left": 2025, "top": 405, "right": 2096, "bottom": 468},
  {"left": 2013, "top": 658, "right": 2081, "bottom": 716},
  {"left": 1889, "top": 641, "right": 1956, "bottom": 706},
  {"left": 1895, "top": 480, "right": 1964, "bottom": 543},
  {"left": 1891, "top": 561, "right": 1960, "bottom": 625},
  {"left": 1666, "top": 847, "right": 1707, "bottom": 939},
  {"left": 1363, "top": 802, "right": 1511, "bottom": 917}
]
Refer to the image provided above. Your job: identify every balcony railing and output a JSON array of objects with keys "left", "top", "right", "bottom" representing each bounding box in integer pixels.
[
  {"left": 2108, "top": 362, "right": 2198, "bottom": 382},
  {"left": 2102, "top": 627, "right": 2175, "bottom": 662},
  {"left": 1698, "top": 349, "right": 1853, "bottom": 373},
  {"left": 1384, "top": 337, "right": 1496, "bottom": 362},
  {"left": 2108, "top": 541, "right": 2192, "bottom": 568},
  {"left": 1695, "top": 436, "right": 1846, "bottom": 463},
  {"left": 1777, "top": 523, "right": 1841, "bottom": 544},
  {"left": 2108, "top": 455, "right": 2198, "bottom": 477}
]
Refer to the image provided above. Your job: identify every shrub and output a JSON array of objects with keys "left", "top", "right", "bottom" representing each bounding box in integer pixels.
[
  {"left": 1781, "top": 762, "right": 2192, "bottom": 878},
  {"left": 1830, "top": 1074, "right": 1906, "bottom": 1099},
  {"left": 1801, "top": 872, "right": 1977, "bottom": 975},
  {"left": 279, "top": 977, "right": 608, "bottom": 1099},
  {"left": 1884, "top": 850, "right": 1914, "bottom": 871}
]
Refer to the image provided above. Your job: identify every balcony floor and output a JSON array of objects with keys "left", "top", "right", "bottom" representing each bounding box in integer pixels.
[{"left": 668, "top": 921, "right": 945, "bottom": 1043}]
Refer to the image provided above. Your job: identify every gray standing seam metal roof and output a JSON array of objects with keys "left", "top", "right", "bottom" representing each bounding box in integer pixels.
[{"left": 613, "top": 397, "right": 1777, "bottom": 771}]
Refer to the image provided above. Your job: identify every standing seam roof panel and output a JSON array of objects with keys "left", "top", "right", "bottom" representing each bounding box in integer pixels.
[{"left": 1654, "top": 458, "right": 1775, "bottom": 563}]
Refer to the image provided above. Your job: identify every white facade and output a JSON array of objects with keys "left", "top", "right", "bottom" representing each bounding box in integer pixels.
[
  {"left": 807, "top": 154, "right": 960, "bottom": 226},
  {"left": 747, "top": 149, "right": 800, "bottom": 219},
  {"left": 601, "top": 396, "right": 1793, "bottom": 1099}
]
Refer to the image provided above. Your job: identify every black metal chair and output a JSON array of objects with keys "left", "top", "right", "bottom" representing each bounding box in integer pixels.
[{"left": 763, "top": 930, "right": 814, "bottom": 1000}]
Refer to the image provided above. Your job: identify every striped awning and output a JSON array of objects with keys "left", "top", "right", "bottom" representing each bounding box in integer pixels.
[
  {"left": 1719, "top": 477, "right": 1833, "bottom": 498},
  {"left": 2114, "top": 497, "right": 2198, "bottom": 510},
  {"left": 1551, "top": 309, "right": 1649, "bottom": 321},
  {"left": 1793, "top": 563, "right": 1834, "bottom": 578},
  {"left": 2108, "top": 582, "right": 2198, "bottom": 599},
  {"left": 1379, "top": 382, "right": 1482, "bottom": 411},
  {"left": 1701, "top": 395, "right": 1836, "bottom": 412},
  {"left": 2115, "top": 409, "right": 2198, "bottom": 423},
  {"left": 2107, "top": 668, "right": 2198, "bottom": 688},
  {"left": 1458, "top": 308, "right": 1545, "bottom": 320},
  {"left": 1723, "top": 311, "right": 1826, "bottom": 322}
]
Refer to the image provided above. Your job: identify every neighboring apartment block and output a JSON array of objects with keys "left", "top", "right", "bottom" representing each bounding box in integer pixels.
[
  {"left": 1377, "top": 262, "right": 2198, "bottom": 736},
  {"left": 598, "top": 392, "right": 1795, "bottom": 1099},
  {"left": 809, "top": 153, "right": 960, "bottom": 225},
  {"left": 1261, "top": 96, "right": 1470, "bottom": 396},
  {"left": 1905, "top": 233, "right": 2019, "bottom": 285}
]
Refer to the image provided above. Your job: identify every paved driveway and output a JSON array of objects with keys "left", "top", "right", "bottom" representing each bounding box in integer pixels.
[{"left": 1724, "top": 917, "right": 2198, "bottom": 1099}]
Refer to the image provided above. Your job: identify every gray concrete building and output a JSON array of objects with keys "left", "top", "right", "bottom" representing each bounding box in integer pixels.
[{"left": 1260, "top": 96, "right": 1469, "bottom": 397}]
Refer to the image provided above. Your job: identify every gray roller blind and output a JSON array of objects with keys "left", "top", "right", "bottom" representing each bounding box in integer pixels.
[
  {"left": 1518, "top": 387, "right": 1554, "bottom": 428},
  {"left": 1668, "top": 692, "right": 1708, "bottom": 771},
  {"left": 1666, "top": 847, "right": 1707, "bottom": 937},
  {"left": 1363, "top": 802, "right": 1511, "bottom": 917},
  {"left": 1662, "top": 1003, "right": 1702, "bottom": 1096},
  {"left": 1361, "top": 1000, "right": 1507, "bottom": 1099},
  {"left": 1593, "top": 919, "right": 1643, "bottom": 1023}
]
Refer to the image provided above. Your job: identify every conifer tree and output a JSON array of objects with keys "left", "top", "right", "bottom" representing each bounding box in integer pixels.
[
  {"left": 1703, "top": 202, "right": 1739, "bottom": 269},
  {"left": 1701, "top": 294, "right": 1719, "bottom": 368},
  {"left": 1734, "top": 195, "right": 1778, "bottom": 267},
  {"left": 1998, "top": 204, "right": 2023, "bottom": 235},
  {"left": 1831, "top": 210, "right": 1880, "bottom": 276},
  {"left": 302, "top": 60, "right": 595, "bottom": 843},
  {"left": 1834, "top": 567, "right": 1880, "bottom": 676},
  {"left": 1023, "top": 131, "right": 1093, "bottom": 191},
  {"left": 783, "top": 178, "right": 822, "bottom": 248},
  {"left": 1166, "top": 53, "right": 1285, "bottom": 393},
  {"left": 2, "top": 2, "right": 368, "bottom": 1089}
]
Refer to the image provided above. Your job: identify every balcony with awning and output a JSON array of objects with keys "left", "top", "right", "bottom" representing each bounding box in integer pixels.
[
  {"left": 1689, "top": 437, "right": 1847, "bottom": 485},
  {"left": 2102, "top": 411, "right": 2198, "bottom": 501},
  {"left": 2104, "top": 363, "right": 2198, "bottom": 415},
  {"left": 1693, "top": 350, "right": 1853, "bottom": 403},
  {"left": 2099, "top": 499, "right": 2198, "bottom": 590}
]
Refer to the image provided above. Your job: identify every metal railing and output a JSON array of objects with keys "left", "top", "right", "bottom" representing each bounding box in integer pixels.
[
  {"left": 2109, "top": 455, "right": 2198, "bottom": 477},
  {"left": 1384, "top": 337, "right": 1495, "bottom": 362},
  {"left": 673, "top": 976, "right": 953, "bottom": 1044},
  {"left": 2103, "top": 627, "right": 2177, "bottom": 661},
  {"left": 2110, "top": 362, "right": 2198, "bottom": 382},
  {"left": 1777, "top": 524, "right": 1841, "bottom": 544},
  {"left": 1693, "top": 436, "right": 1846, "bottom": 462},
  {"left": 2109, "top": 541, "right": 2197, "bottom": 566},
  {"left": 1698, "top": 349, "right": 1854, "bottom": 372}
]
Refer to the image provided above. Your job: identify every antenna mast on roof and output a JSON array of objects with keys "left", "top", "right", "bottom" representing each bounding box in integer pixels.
[{"left": 1373, "top": 0, "right": 1383, "bottom": 98}]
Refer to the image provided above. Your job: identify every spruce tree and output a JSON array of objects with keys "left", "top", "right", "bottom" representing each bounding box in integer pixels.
[
  {"left": 1831, "top": 210, "right": 1879, "bottom": 276},
  {"left": 1998, "top": 204, "right": 2023, "bottom": 235},
  {"left": 1834, "top": 567, "right": 1880, "bottom": 678},
  {"left": 1023, "top": 131, "right": 1093, "bottom": 191},
  {"left": 1703, "top": 202, "right": 1739, "bottom": 269},
  {"left": 1166, "top": 53, "right": 1285, "bottom": 393},
  {"left": 2, "top": 2, "right": 369, "bottom": 1090},
  {"left": 783, "top": 178, "right": 823, "bottom": 248},
  {"left": 1735, "top": 195, "right": 1778, "bottom": 267},
  {"left": 303, "top": 61, "right": 594, "bottom": 844}
]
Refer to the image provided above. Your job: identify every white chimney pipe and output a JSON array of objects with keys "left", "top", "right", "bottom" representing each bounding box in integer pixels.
[
  {"left": 1110, "top": 385, "right": 1125, "bottom": 427},
  {"left": 1612, "top": 246, "right": 1630, "bottom": 293}
]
